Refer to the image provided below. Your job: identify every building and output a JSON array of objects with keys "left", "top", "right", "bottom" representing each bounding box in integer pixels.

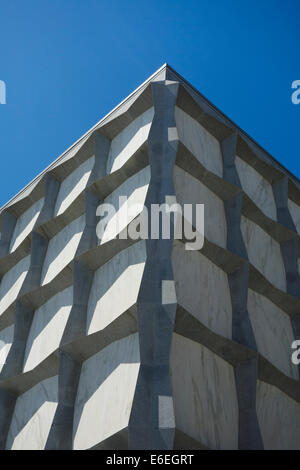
[{"left": 0, "top": 64, "right": 299, "bottom": 450}]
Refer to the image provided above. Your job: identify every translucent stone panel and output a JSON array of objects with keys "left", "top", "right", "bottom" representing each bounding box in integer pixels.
[
  {"left": 9, "top": 198, "right": 44, "bottom": 252},
  {"left": 23, "top": 286, "right": 73, "bottom": 372},
  {"left": 172, "top": 241, "right": 232, "bottom": 339},
  {"left": 0, "top": 255, "right": 30, "bottom": 316},
  {"left": 98, "top": 166, "right": 150, "bottom": 245},
  {"left": 54, "top": 156, "right": 95, "bottom": 217},
  {"left": 87, "top": 241, "right": 146, "bottom": 335},
  {"left": 171, "top": 334, "right": 238, "bottom": 449},
  {"left": 236, "top": 156, "right": 277, "bottom": 220},
  {"left": 0, "top": 324, "right": 14, "bottom": 373},
  {"left": 241, "top": 216, "right": 286, "bottom": 292},
  {"left": 174, "top": 166, "right": 226, "bottom": 248},
  {"left": 175, "top": 107, "right": 223, "bottom": 177},
  {"left": 6, "top": 376, "right": 58, "bottom": 450},
  {"left": 248, "top": 289, "right": 297, "bottom": 379},
  {"left": 107, "top": 107, "right": 154, "bottom": 174},
  {"left": 256, "top": 381, "right": 300, "bottom": 449},
  {"left": 73, "top": 334, "right": 140, "bottom": 450},
  {"left": 41, "top": 215, "right": 85, "bottom": 285}
]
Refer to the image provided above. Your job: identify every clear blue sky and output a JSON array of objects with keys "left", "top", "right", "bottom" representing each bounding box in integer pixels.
[{"left": 0, "top": 0, "right": 299, "bottom": 207}]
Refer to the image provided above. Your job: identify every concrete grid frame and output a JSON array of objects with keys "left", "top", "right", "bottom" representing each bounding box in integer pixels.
[{"left": 0, "top": 64, "right": 299, "bottom": 450}]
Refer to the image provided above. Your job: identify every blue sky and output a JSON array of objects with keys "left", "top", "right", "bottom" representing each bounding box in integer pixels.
[{"left": 0, "top": 0, "right": 299, "bottom": 207}]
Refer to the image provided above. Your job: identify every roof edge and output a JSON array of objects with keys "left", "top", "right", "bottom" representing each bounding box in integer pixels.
[
  {"left": 1, "top": 63, "right": 299, "bottom": 213},
  {"left": 0, "top": 63, "right": 169, "bottom": 213}
]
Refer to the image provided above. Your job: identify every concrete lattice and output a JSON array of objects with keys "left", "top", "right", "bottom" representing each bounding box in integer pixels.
[{"left": 0, "top": 64, "right": 300, "bottom": 450}]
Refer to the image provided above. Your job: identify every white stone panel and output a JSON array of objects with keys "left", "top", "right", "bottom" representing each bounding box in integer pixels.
[
  {"left": 9, "top": 198, "right": 44, "bottom": 252},
  {"left": 171, "top": 334, "right": 238, "bottom": 449},
  {"left": 0, "top": 255, "right": 30, "bottom": 316},
  {"left": 256, "top": 381, "right": 300, "bottom": 449},
  {"left": 6, "top": 376, "right": 58, "bottom": 450},
  {"left": 73, "top": 334, "right": 140, "bottom": 450},
  {"left": 54, "top": 156, "right": 95, "bottom": 217},
  {"left": 87, "top": 241, "right": 146, "bottom": 335},
  {"left": 0, "top": 324, "right": 14, "bottom": 373},
  {"left": 236, "top": 156, "right": 277, "bottom": 220},
  {"left": 107, "top": 107, "right": 154, "bottom": 174},
  {"left": 175, "top": 107, "right": 222, "bottom": 177},
  {"left": 174, "top": 166, "right": 226, "bottom": 248},
  {"left": 172, "top": 241, "right": 232, "bottom": 339},
  {"left": 248, "top": 289, "right": 298, "bottom": 379},
  {"left": 288, "top": 198, "right": 300, "bottom": 235},
  {"left": 241, "top": 216, "right": 286, "bottom": 292},
  {"left": 98, "top": 166, "right": 150, "bottom": 245},
  {"left": 23, "top": 286, "right": 73, "bottom": 372},
  {"left": 41, "top": 215, "right": 85, "bottom": 285}
]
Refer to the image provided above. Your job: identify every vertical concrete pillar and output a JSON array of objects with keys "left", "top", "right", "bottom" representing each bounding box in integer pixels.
[
  {"left": 45, "top": 130, "right": 110, "bottom": 450},
  {"left": 273, "top": 176, "right": 300, "bottom": 378},
  {"left": 272, "top": 176, "right": 300, "bottom": 298},
  {"left": 46, "top": 262, "right": 93, "bottom": 450},
  {"left": 36, "top": 174, "right": 60, "bottom": 227},
  {"left": 0, "top": 230, "right": 48, "bottom": 382},
  {"left": 45, "top": 350, "right": 81, "bottom": 450},
  {"left": 0, "top": 231, "right": 49, "bottom": 451},
  {"left": 221, "top": 133, "right": 264, "bottom": 449},
  {"left": 128, "top": 80, "right": 179, "bottom": 450},
  {"left": 76, "top": 189, "right": 101, "bottom": 256},
  {"left": 0, "top": 174, "right": 59, "bottom": 449},
  {"left": 0, "top": 211, "right": 16, "bottom": 258},
  {"left": 0, "top": 389, "right": 16, "bottom": 449},
  {"left": 91, "top": 132, "right": 110, "bottom": 183}
]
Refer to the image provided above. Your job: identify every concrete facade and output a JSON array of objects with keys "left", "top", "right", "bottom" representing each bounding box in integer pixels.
[{"left": 0, "top": 64, "right": 299, "bottom": 449}]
